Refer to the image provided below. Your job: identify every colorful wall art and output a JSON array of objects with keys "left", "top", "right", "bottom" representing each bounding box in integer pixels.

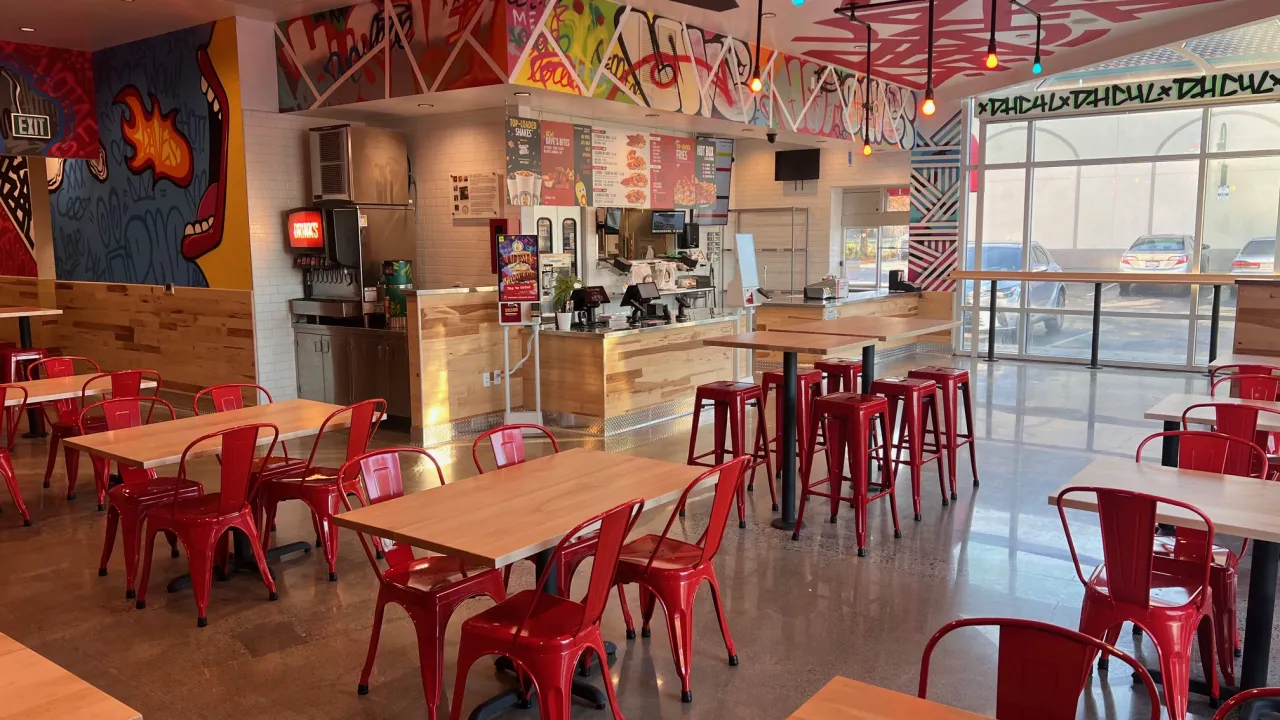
[
  {"left": 0, "top": 156, "right": 37, "bottom": 277},
  {"left": 0, "top": 41, "right": 97, "bottom": 159},
  {"left": 908, "top": 109, "right": 963, "bottom": 292},
  {"left": 48, "top": 19, "right": 251, "bottom": 290}
]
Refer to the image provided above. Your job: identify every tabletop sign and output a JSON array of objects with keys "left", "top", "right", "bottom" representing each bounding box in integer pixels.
[
  {"left": 497, "top": 234, "right": 539, "bottom": 303},
  {"left": 11, "top": 113, "right": 51, "bottom": 140}
]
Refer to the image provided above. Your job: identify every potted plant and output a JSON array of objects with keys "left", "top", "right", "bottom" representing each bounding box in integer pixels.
[{"left": 551, "top": 273, "right": 582, "bottom": 330}]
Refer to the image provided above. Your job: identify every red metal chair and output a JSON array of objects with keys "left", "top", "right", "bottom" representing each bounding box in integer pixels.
[
  {"left": 907, "top": 366, "right": 979, "bottom": 498},
  {"left": 25, "top": 355, "right": 100, "bottom": 494},
  {"left": 919, "top": 617, "right": 1160, "bottom": 720},
  {"left": 1137, "top": 430, "right": 1269, "bottom": 686},
  {"left": 1181, "top": 402, "right": 1280, "bottom": 476},
  {"left": 1211, "top": 372, "right": 1280, "bottom": 401},
  {"left": 761, "top": 369, "right": 825, "bottom": 480},
  {"left": 613, "top": 457, "right": 747, "bottom": 703},
  {"left": 338, "top": 448, "right": 506, "bottom": 718},
  {"left": 1211, "top": 687, "right": 1280, "bottom": 720},
  {"left": 1058, "top": 485, "right": 1220, "bottom": 720},
  {"left": 0, "top": 384, "right": 31, "bottom": 526},
  {"left": 448, "top": 498, "right": 643, "bottom": 720},
  {"left": 472, "top": 424, "right": 591, "bottom": 595},
  {"left": 1, "top": 347, "right": 46, "bottom": 384},
  {"left": 135, "top": 423, "right": 280, "bottom": 626},
  {"left": 87, "top": 396, "right": 192, "bottom": 598},
  {"left": 193, "top": 383, "right": 305, "bottom": 480},
  {"left": 686, "top": 382, "right": 771, "bottom": 524},
  {"left": 1209, "top": 362, "right": 1280, "bottom": 384},
  {"left": 259, "top": 399, "right": 386, "bottom": 581},
  {"left": 814, "top": 358, "right": 862, "bottom": 395},
  {"left": 871, "top": 377, "right": 946, "bottom": 520}
]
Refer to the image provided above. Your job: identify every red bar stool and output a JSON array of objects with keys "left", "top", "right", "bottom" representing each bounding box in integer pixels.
[
  {"left": 871, "top": 377, "right": 946, "bottom": 521},
  {"left": 1, "top": 348, "right": 46, "bottom": 386},
  {"left": 794, "top": 392, "right": 897, "bottom": 556},
  {"left": 762, "top": 368, "right": 824, "bottom": 479},
  {"left": 687, "top": 381, "right": 773, "bottom": 524},
  {"left": 907, "top": 366, "right": 979, "bottom": 499},
  {"left": 815, "top": 359, "right": 862, "bottom": 395}
]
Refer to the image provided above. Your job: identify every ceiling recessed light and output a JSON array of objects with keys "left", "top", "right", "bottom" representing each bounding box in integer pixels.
[
  {"left": 418, "top": 103, "right": 433, "bottom": 108},
  {"left": 762, "top": 12, "right": 776, "bottom": 18},
  {"left": 513, "top": 91, "right": 531, "bottom": 97},
  {"left": 19, "top": 27, "right": 34, "bottom": 32}
]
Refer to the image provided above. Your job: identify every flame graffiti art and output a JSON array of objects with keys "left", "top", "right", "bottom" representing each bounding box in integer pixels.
[{"left": 114, "top": 87, "right": 194, "bottom": 189}]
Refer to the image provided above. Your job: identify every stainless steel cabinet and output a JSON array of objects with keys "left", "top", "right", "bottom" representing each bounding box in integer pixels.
[
  {"left": 294, "top": 326, "right": 410, "bottom": 417},
  {"left": 383, "top": 341, "right": 411, "bottom": 418}
]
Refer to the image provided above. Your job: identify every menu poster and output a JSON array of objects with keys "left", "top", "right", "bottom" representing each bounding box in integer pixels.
[
  {"left": 506, "top": 117, "right": 541, "bottom": 206},
  {"left": 693, "top": 136, "right": 718, "bottom": 210},
  {"left": 671, "top": 137, "right": 696, "bottom": 210},
  {"left": 649, "top": 134, "right": 676, "bottom": 209},
  {"left": 594, "top": 127, "right": 649, "bottom": 208},
  {"left": 573, "top": 124, "right": 593, "bottom": 206},
  {"left": 540, "top": 121, "right": 575, "bottom": 206},
  {"left": 497, "top": 234, "right": 539, "bottom": 302},
  {"left": 695, "top": 138, "right": 734, "bottom": 226}
]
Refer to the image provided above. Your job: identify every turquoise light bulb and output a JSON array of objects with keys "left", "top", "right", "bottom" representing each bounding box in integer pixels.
[
  {"left": 792, "top": 0, "right": 805, "bottom": 6},
  {"left": 1032, "top": 60, "right": 1042, "bottom": 75}
]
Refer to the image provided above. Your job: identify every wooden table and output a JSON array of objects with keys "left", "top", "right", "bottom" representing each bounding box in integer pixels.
[
  {"left": 778, "top": 317, "right": 961, "bottom": 394},
  {"left": 0, "top": 631, "right": 141, "bottom": 720},
  {"left": 1209, "top": 353, "right": 1280, "bottom": 371},
  {"left": 0, "top": 306, "right": 64, "bottom": 436},
  {"left": 1143, "top": 393, "right": 1280, "bottom": 466},
  {"left": 790, "top": 677, "right": 989, "bottom": 720},
  {"left": 65, "top": 399, "right": 353, "bottom": 589},
  {"left": 705, "top": 332, "right": 876, "bottom": 531},
  {"left": 334, "top": 448, "right": 704, "bottom": 719},
  {"left": 950, "top": 271, "right": 1248, "bottom": 367},
  {"left": 1050, "top": 458, "right": 1280, "bottom": 703},
  {"left": 5, "top": 374, "right": 159, "bottom": 406}
]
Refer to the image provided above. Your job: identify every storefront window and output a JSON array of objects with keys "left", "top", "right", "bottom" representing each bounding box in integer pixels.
[
  {"left": 1208, "top": 105, "right": 1280, "bottom": 153},
  {"left": 1032, "top": 109, "right": 1202, "bottom": 162}
]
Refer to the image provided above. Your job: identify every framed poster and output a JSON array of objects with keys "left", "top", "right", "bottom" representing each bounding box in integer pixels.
[
  {"left": 452, "top": 172, "right": 502, "bottom": 218},
  {"left": 505, "top": 117, "right": 541, "bottom": 206},
  {"left": 497, "top": 234, "right": 539, "bottom": 302}
]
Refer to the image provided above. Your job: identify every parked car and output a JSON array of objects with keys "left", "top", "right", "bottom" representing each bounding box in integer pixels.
[
  {"left": 1117, "top": 234, "right": 1210, "bottom": 295},
  {"left": 963, "top": 241, "right": 1067, "bottom": 338},
  {"left": 1230, "top": 236, "right": 1276, "bottom": 276}
]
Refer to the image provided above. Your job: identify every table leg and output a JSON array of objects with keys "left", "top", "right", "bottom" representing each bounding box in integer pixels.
[
  {"left": 17, "top": 316, "right": 45, "bottom": 438},
  {"left": 986, "top": 280, "right": 999, "bottom": 363},
  {"left": 1240, "top": 540, "right": 1279, "bottom": 692},
  {"left": 166, "top": 531, "right": 311, "bottom": 593},
  {"left": 1086, "top": 282, "right": 1103, "bottom": 370},
  {"left": 770, "top": 351, "right": 799, "bottom": 531},
  {"left": 1157, "top": 423, "right": 1179, "bottom": 535},
  {"left": 1208, "top": 284, "right": 1223, "bottom": 367},
  {"left": 860, "top": 345, "right": 875, "bottom": 395}
]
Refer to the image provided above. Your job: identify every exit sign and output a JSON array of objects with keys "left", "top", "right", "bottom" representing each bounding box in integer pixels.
[{"left": 10, "top": 113, "right": 51, "bottom": 140}]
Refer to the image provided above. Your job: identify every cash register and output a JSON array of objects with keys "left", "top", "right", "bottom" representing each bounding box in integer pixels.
[
  {"left": 621, "top": 281, "right": 669, "bottom": 325},
  {"left": 571, "top": 285, "right": 610, "bottom": 328}
]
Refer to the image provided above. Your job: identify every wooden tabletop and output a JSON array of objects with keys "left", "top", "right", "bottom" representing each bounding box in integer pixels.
[
  {"left": 4, "top": 375, "right": 159, "bottom": 406},
  {"left": 950, "top": 270, "right": 1245, "bottom": 285},
  {"left": 1209, "top": 352, "right": 1280, "bottom": 370},
  {"left": 333, "top": 448, "right": 705, "bottom": 568},
  {"left": 704, "top": 331, "right": 877, "bottom": 355},
  {"left": 0, "top": 306, "right": 62, "bottom": 319},
  {"left": 0, "top": 632, "right": 141, "bottom": 720},
  {"left": 1145, "top": 393, "right": 1280, "bottom": 432},
  {"left": 790, "top": 677, "right": 990, "bottom": 720},
  {"left": 781, "top": 316, "right": 960, "bottom": 342},
  {"left": 1050, "top": 458, "right": 1280, "bottom": 543},
  {"left": 62, "top": 399, "right": 350, "bottom": 469}
]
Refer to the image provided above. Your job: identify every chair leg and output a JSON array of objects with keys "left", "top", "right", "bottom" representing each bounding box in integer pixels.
[
  {"left": 531, "top": 662, "right": 575, "bottom": 719},
  {"left": 686, "top": 399, "right": 704, "bottom": 465},
  {"left": 134, "top": 522, "right": 163, "bottom": 610},
  {"left": 849, "top": 419, "right": 871, "bottom": 557},
  {"left": 939, "top": 388, "right": 959, "bottom": 500},
  {"left": 705, "top": 573, "right": 738, "bottom": 666},
  {"left": 447, "top": 638, "right": 485, "bottom": 720},
  {"left": 617, "top": 584, "right": 636, "bottom": 639},
  {"left": 358, "top": 594, "right": 389, "bottom": 694},
  {"left": 405, "top": 604, "right": 447, "bottom": 719},
  {"left": 960, "top": 382, "right": 979, "bottom": 487},
  {"left": 655, "top": 585, "right": 695, "bottom": 702},
  {"left": 42, "top": 427, "right": 61, "bottom": 489},
  {"left": 236, "top": 517, "right": 279, "bottom": 601},
  {"left": 639, "top": 585, "right": 657, "bottom": 638},
  {"left": 91, "top": 457, "right": 110, "bottom": 510},
  {"left": 590, "top": 636, "right": 626, "bottom": 720},
  {"left": 926, "top": 393, "right": 949, "bottom": 506},
  {"left": 1196, "top": 614, "right": 1220, "bottom": 705},
  {"left": 63, "top": 444, "right": 80, "bottom": 501},
  {"left": 259, "top": 495, "right": 280, "bottom": 551},
  {"left": 753, "top": 400, "right": 777, "bottom": 510},
  {"left": 0, "top": 452, "right": 30, "bottom": 526},
  {"left": 880, "top": 413, "right": 901, "bottom": 540},
  {"left": 315, "top": 496, "right": 340, "bottom": 581},
  {"left": 825, "top": 417, "right": 847, "bottom": 523},
  {"left": 729, "top": 400, "right": 746, "bottom": 528},
  {"left": 903, "top": 399, "right": 924, "bottom": 521},
  {"left": 118, "top": 505, "right": 145, "bottom": 599},
  {"left": 1213, "top": 565, "right": 1238, "bottom": 685},
  {"left": 187, "top": 530, "right": 217, "bottom": 626},
  {"left": 98, "top": 505, "right": 119, "bottom": 576}
]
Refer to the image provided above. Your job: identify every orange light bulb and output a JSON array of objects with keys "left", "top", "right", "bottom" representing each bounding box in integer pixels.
[
  {"left": 861, "top": 142, "right": 872, "bottom": 156},
  {"left": 922, "top": 97, "right": 936, "bottom": 116},
  {"left": 985, "top": 52, "right": 999, "bottom": 69},
  {"left": 749, "top": 77, "right": 763, "bottom": 93}
]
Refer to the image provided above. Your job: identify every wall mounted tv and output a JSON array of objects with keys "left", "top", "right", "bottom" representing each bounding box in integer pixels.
[{"left": 774, "top": 149, "right": 821, "bottom": 182}]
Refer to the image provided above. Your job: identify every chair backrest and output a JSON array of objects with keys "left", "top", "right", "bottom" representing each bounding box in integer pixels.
[
  {"left": 81, "top": 370, "right": 162, "bottom": 417},
  {"left": 178, "top": 424, "right": 278, "bottom": 514},
  {"left": 919, "top": 617, "right": 1160, "bottom": 720},
  {"left": 1212, "top": 372, "right": 1280, "bottom": 401},
  {"left": 338, "top": 447, "right": 447, "bottom": 581},
  {"left": 1139, "top": 428, "right": 1269, "bottom": 480},
  {"left": 193, "top": 383, "right": 273, "bottom": 415},
  {"left": 1057, "top": 485, "right": 1215, "bottom": 610},
  {"left": 471, "top": 423, "right": 560, "bottom": 472},
  {"left": 0, "top": 384, "right": 28, "bottom": 451},
  {"left": 1209, "top": 363, "right": 1280, "bottom": 383},
  {"left": 78, "top": 396, "right": 176, "bottom": 483},
  {"left": 517, "top": 498, "right": 644, "bottom": 641},
  {"left": 303, "top": 399, "right": 386, "bottom": 470},
  {"left": 1212, "top": 687, "right": 1280, "bottom": 720},
  {"left": 643, "top": 457, "right": 748, "bottom": 572},
  {"left": 28, "top": 355, "right": 99, "bottom": 422}
]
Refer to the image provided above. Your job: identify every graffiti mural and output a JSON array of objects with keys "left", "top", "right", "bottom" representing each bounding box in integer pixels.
[
  {"left": 0, "top": 41, "right": 96, "bottom": 159},
  {"left": 48, "top": 19, "right": 251, "bottom": 290},
  {"left": 276, "top": 0, "right": 507, "bottom": 112},
  {"left": 0, "top": 156, "right": 37, "bottom": 277},
  {"left": 908, "top": 109, "right": 963, "bottom": 292}
]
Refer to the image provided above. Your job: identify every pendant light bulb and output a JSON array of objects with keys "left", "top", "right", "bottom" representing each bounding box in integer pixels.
[
  {"left": 985, "top": 46, "right": 999, "bottom": 69},
  {"left": 921, "top": 88, "right": 936, "bottom": 117},
  {"left": 1032, "top": 56, "right": 1043, "bottom": 75},
  {"left": 792, "top": 0, "right": 805, "bottom": 5},
  {"left": 862, "top": 140, "right": 872, "bottom": 156},
  {"left": 749, "top": 76, "right": 763, "bottom": 93}
]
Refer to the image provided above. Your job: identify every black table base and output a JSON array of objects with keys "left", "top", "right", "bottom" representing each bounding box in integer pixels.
[
  {"left": 770, "top": 352, "right": 800, "bottom": 531},
  {"left": 166, "top": 530, "right": 311, "bottom": 593},
  {"left": 17, "top": 316, "right": 46, "bottom": 438}
]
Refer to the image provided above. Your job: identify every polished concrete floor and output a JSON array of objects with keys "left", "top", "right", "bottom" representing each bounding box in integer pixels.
[{"left": 0, "top": 356, "right": 1269, "bottom": 719}]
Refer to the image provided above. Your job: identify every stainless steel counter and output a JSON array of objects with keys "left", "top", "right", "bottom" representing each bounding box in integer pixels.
[
  {"left": 539, "top": 310, "right": 744, "bottom": 339},
  {"left": 761, "top": 289, "right": 918, "bottom": 306}
]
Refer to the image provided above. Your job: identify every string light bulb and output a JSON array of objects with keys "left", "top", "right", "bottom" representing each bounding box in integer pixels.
[
  {"left": 985, "top": 45, "right": 999, "bottom": 69},
  {"left": 862, "top": 140, "right": 872, "bottom": 156},
  {"left": 922, "top": 87, "right": 936, "bottom": 117},
  {"left": 793, "top": 0, "right": 806, "bottom": 5},
  {"left": 1032, "top": 56, "right": 1042, "bottom": 74},
  {"left": 749, "top": 76, "right": 763, "bottom": 93},
  {"left": 984, "top": 0, "right": 998, "bottom": 70}
]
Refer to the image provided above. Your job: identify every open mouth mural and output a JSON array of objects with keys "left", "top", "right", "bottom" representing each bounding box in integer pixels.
[{"left": 183, "top": 44, "right": 228, "bottom": 262}]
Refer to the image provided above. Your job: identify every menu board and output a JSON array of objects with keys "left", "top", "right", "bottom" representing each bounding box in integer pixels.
[
  {"left": 593, "top": 127, "right": 649, "bottom": 208},
  {"left": 694, "top": 137, "right": 733, "bottom": 226},
  {"left": 506, "top": 117, "right": 541, "bottom": 206},
  {"left": 671, "top": 137, "right": 696, "bottom": 210},
  {"left": 573, "top": 124, "right": 593, "bottom": 206},
  {"left": 451, "top": 172, "right": 502, "bottom": 218},
  {"left": 540, "top": 121, "right": 575, "bottom": 206},
  {"left": 649, "top": 134, "right": 674, "bottom": 209},
  {"left": 497, "top": 234, "right": 539, "bottom": 302}
]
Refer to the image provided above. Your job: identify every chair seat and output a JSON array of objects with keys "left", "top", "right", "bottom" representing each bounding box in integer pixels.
[
  {"left": 385, "top": 555, "right": 499, "bottom": 594},
  {"left": 252, "top": 456, "right": 309, "bottom": 478},
  {"left": 1153, "top": 537, "right": 1236, "bottom": 568},
  {"left": 463, "top": 589, "right": 586, "bottom": 647},
  {"left": 149, "top": 493, "right": 244, "bottom": 522},
  {"left": 111, "top": 477, "right": 202, "bottom": 502},
  {"left": 617, "top": 534, "right": 702, "bottom": 573},
  {"left": 1087, "top": 564, "right": 1206, "bottom": 608}
]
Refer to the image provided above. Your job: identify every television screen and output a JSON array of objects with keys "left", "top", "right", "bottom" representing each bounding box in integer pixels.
[
  {"left": 774, "top": 149, "right": 821, "bottom": 182},
  {"left": 636, "top": 281, "right": 660, "bottom": 300},
  {"left": 604, "top": 207, "right": 622, "bottom": 231},
  {"left": 651, "top": 210, "right": 686, "bottom": 234}
]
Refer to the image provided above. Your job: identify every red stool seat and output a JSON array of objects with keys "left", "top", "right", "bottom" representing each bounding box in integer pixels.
[
  {"left": 871, "top": 377, "right": 947, "bottom": 521},
  {"left": 762, "top": 369, "right": 825, "bottom": 480},
  {"left": 815, "top": 359, "right": 863, "bottom": 395},
  {"left": 795, "top": 392, "right": 898, "bottom": 556},
  {"left": 687, "top": 381, "right": 772, "bottom": 525},
  {"left": 907, "top": 366, "right": 979, "bottom": 499}
]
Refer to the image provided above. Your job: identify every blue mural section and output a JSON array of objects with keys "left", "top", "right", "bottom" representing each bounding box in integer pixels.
[{"left": 48, "top": 23, "right": 225, "bottom": 288}]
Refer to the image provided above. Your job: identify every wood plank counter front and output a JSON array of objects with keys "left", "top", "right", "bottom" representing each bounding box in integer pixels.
[
  {"left": 789, "top": 677, "right": 990, "bottom": 720},
  {"left": 1234, "top": 278, "right": 1280, "bottom": 358},
  {"left": 0, "top": 631, "right": 141, "bottom": 720}
]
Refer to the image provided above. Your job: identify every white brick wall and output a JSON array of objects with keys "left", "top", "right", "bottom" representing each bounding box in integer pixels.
[
  {"left": 244, "top": 110, "right": 312, "bottom": 401},
  {"left": 388, "top": 112, "right": 519, "bottom": 289}
]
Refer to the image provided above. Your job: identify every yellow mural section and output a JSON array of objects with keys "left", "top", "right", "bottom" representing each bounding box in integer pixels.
[{"left": 197, "top": 18, "right": 252, "bottom": 291}]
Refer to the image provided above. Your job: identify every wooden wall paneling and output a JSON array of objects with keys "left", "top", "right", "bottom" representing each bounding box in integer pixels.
[
  {"left": 539, "top": 334, "right": 606, "bottom": 416},
  {"left": 604, "top": 320, "right": 736, "bottom": 416},
  {"left": 53, "top": 282, "right": 256, "bottom": 395},
  {"left": 1234, "top": 281, "right": 1280, "bottom": 357}
]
